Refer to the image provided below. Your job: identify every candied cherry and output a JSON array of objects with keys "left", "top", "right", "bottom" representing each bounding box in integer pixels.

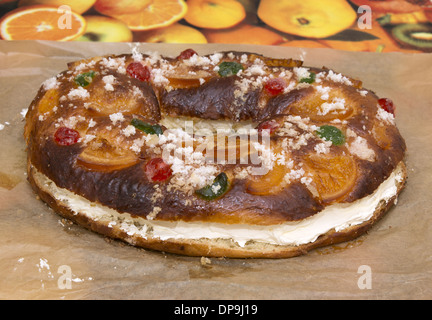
[
  {"left": 54, "top": 127, "right": 80, "bottom": 146},
  {"left": 145, "top": 158, "right": 172, "bottom": 182},
  {"left": 126, "top": 62, "right": 151, "bottom": 82},
  {"left": 257, "top": 120, "right": 280, "bottom": 135},
  {"left": 264, "top": 78, "right": 286, "bottom": 96},
  {"left": 378, "top": 98, "right": 395, "bottom": 115},
  {"left": 176, "top": 48, "right": 198, "bottom": 60}
]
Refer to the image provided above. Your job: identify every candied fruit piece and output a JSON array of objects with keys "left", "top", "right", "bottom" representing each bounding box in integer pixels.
[
  {"left": 245, "top": 164, "right": 287, "bottom": 196},
  {"left": 264, "top": 78, "right": 286, "bottom": 96},
  {"left": 74, "top": 71, "right": 96, "bottom": 87},
  {"left": 256, "top": 119, "right": 280, "bottom": 135},
  {"left": 127, "top": 62, "right": 151, "bottom": 82},
  {"left": 176, "top": 48, "right": 198, "bottom": 60},
  {"left": 195, "top": 172, "right": 229, "bottom": 200},
  {"left": 218, "top": 61, "right": 243, "bottom": 77},
  {"left": 54, "top": 127, "right": 80, "bottom": 146},
  {"left": 304, "top": 153, "right": 357, "bottom": 203},
  {"left": 145, "top": 158, "right": 172, "bottom": 182},
  {"left": 316, "top": 125, "right": 346, "bottom": 146},
  {"left": 299, "top": 72, "right": 316, "bottom": 84},
  {"left": 378, "top": 98, "right": 395, "bottom": 115},
  {"left": 131, "top": 118, "right": 163, "bottom": 136}
]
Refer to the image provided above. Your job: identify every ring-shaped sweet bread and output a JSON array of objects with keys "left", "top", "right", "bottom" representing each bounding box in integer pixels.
[{"left": 24, "top": 49, "right": 406, "bottom": 258}]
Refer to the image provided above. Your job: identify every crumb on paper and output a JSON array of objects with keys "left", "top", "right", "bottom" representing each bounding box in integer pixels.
[{"left": 200, "top": 256, "right": 212, "bottom": 266}]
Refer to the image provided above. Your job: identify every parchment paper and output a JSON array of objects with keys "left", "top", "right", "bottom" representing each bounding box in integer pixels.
[{"left": 0, "top": 40, "right": 431, "bottom": 300}]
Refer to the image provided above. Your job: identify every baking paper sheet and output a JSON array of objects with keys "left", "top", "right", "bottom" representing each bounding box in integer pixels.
[{"left": 0, "top": 40, "right": 431, "bottom": 300}]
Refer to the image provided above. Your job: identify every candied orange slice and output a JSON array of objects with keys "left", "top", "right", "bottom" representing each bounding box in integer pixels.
[
  {"left": 167, "top": 77, "right": 205, "bottom": 88},
  {"left": 248, "top": 54, "right": 303, "bottom": 68},
  {"left": 167, "top": 73, "right": 212, "bottom": 89},
  {"left": 38, "top": 89, "right": 59, "bottom": 114},
  {"left": 289, "top": 86, "right": 354, "bottom": 121},
  {"left": 245, "top": 164, "right": 287, "bottom": 196},
  {"left": 165, "top": 65, "right": 212, "bottom": 88},
  {"left": 85, "top": 84, "right": 143, "bottom": 115},
  {"left": 304, "top": 153, "right": 357, "bottom": 203},
  {"left": 77, "top": 127, "right": 139, "bottom": 171},
  {"left": 78, "top": 139, "right": 139, "bottom": 172},
  {"left": 372, "top": 121, "right": 392, "bottom": 150}
]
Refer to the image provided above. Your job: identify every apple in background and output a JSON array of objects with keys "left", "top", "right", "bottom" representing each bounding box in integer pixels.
[
  {"left": 75, "top": 16, "right": 133, "bottom": 42},
  {"left": 18, "top": 0, "right": 96, "bottom": 14},
  {"left": 94, "top": 0, "right": 151, "bottom": 16}
]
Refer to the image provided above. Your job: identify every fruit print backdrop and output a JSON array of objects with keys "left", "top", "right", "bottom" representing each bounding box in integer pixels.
[{"left": 0, "top": 0, "right": 431, "bottom": 52}]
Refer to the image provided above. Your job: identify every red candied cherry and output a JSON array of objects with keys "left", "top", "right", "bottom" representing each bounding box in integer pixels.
[
  {"left": 145, "top": 158, "right": 173, "bottom": 182},
  {"left": 176, "top": 48, "right": 198, "bottom": 60},
  {"left": 126, "top": 62, "right": 151, "bottom": 82},
  {"left": 54, "top": 127, "right": 80, "bottom": 146},
  {"left": 264, "top": 78, "right": 286, "bottom": 96},
  {"left": 378, "top": 98, "right": 395, "bottom": 115},
  {"left": 257, "top": 120, "right": 280, "bottom": 135}
]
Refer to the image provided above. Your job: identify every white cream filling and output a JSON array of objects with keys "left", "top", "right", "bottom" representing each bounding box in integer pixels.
[{"left": 33, "top": 165, "right": 403, "bottom": 247}]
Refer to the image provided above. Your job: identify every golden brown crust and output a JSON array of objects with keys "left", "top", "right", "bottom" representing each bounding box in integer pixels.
[
  {"left": 27, "top": 160, "right": 407, "bottom": 258},
  {"left": 24, "top": 50, "right": 407, "bottom": 257}
]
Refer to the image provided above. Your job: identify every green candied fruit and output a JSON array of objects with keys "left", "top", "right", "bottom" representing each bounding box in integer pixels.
[
  {"left": 74, "top": 71, "right": 96, "bottom": 87},
  {"left": 195, "top": 172, "right": 229, "bottom": 201},
  {"left": 131, "top": 118, "right": 163, "bottom": 136},
  {"left": 299, "top": 72, "right": 316, "bottom": 84},
  {"left": 218, "top": 61, "right": 244, "bottom": 77},
  {"left": 316, "top": 125, "right": 345, "bottom": 146}
]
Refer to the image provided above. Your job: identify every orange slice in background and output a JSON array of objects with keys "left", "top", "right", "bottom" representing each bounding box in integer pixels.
[
  {"left": 304, "top": 153, "right": 357, "bottom": 203},
  {"left": 107, "top": 0, "right": 187, "bottom": 31},
  {"left": 0, "top": 5, "right": 86, "bottom": 41}
]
